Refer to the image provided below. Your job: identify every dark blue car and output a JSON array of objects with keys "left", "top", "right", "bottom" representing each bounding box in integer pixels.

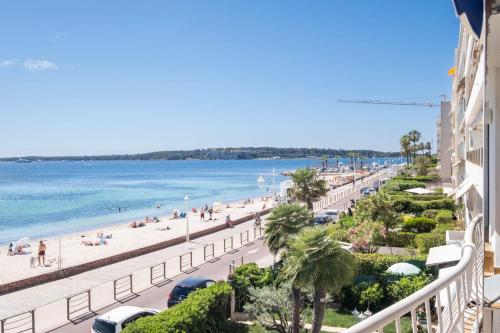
[{"left": 167, "top": 276, "right": 215, "bottom": 307}]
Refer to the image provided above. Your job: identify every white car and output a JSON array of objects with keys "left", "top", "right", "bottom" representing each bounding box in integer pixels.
[
  {"left": 91, "top": 306, "right": 159, "bottom": 333},
  {"left": 324, "top": 209, "right": 339, "bottom": 221}
]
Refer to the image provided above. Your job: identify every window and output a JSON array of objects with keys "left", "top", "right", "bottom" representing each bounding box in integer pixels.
[{"left": 121, "top": 312, "right": 154, "bottom": 329}]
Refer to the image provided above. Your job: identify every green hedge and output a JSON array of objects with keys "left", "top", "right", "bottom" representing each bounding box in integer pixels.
[
  {"left": 383, "top": 179, "right": 426, "bottom": 192},
  {"left": 383, "top": 231, "right": 416, "bottom": 247},
  {"left": 435, "top": 210, "right": 454, "bottom": 224},
  {"left": 422, "top": 209, "right": 439, "bottom": 219},
  {"left": 415, "top": 230, "right": 446, "bottom": 255},
  {"left": 354, "top": 253, "right": 426, "bottom": 276},
  {"left": 122, "top": 282, "right": 231, "bottom": 333},
  {"left": 392, "top": 198, "right": 456, "bottom": 214},
  {"left": 228, "top": 263, "right": 273, "bottom": 311},
  {"left": 402, "top": 217, "right": 436, "bottom": 233},
  {"left": 394, "top": 175, "right": 439, "bottom": 183},
  {"left": 390, "top": 194, "right": 448, "bottom": 201}
]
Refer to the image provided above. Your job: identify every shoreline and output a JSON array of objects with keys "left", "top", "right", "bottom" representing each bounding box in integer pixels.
[
  {"left": 0, "top": 191, "right": 269, "bottom": 246},
  {"left": 0, "top": 195, "right": 273, "bottom": 286}
]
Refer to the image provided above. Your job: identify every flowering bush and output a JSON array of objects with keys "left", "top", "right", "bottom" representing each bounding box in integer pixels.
[{"left": 348, "top": 222, "right": 386, "bottom": 253}]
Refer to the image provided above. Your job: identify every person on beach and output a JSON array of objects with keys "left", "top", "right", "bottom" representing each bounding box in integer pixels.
[
  {"left": 208, "top": 207, "right": 213, "bottom": 220},
  {"left": 38, "top": 241, "right": 46, "bottom": 266},
  {"left": 205, "top": 204, "right": 209, "bottom": 211},
  {"left": 200, "top": 208, "right": 205, "bottom": 221}
]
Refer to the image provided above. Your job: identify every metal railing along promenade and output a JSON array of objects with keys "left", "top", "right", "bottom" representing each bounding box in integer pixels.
[
  {"left": 312, "top": 170, "right": 393, "bottom": 212},
  {"left": 0, "top": 224, "right": 264, "bottom": 333},
  {"left": 345, "top": 214, "right": 484, "bottom": 333}
]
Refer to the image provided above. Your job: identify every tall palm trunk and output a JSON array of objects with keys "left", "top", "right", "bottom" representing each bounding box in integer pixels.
[
  {"left": 291, "top": 286, "right": 302, "bottom": 333},
  {"left": 311, "top": 288, "right": 327, "bottom": 333}
]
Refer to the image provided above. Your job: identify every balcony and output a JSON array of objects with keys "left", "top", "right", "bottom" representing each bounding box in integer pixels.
[
  {"left": 344, "top": 215, "right": 484, "bottom": 333},
  {"left": 466, "top": 148, "right": 484, "bottom": 167}
]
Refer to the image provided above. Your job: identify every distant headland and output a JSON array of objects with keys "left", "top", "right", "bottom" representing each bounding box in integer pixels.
[{"left": 0, "top": 147, "right": 400, "bottom": 162}]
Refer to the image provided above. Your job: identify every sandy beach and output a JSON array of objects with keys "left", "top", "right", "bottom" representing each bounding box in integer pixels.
[{"left": 0, "top": 196, "right": 273, "bottom": 285}]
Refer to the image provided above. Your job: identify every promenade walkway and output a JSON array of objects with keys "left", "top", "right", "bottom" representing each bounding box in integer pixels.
[{"left": 0, "top": 218, "right": 266, "bottom": 332}]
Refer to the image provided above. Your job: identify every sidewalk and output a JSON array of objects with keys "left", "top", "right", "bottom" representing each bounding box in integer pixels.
[{"left": 0, "top": 218, "right": 262, "bottom": 324}]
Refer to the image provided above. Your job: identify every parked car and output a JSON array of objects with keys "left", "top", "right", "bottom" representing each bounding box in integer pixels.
[
  {"left": 91, "top": 306, "right": 158, "bottom": 333},
  {"left": 359, "top": 186, "right": 369, "bottom": 194},
  {"left": 311, "top": 215, "right": 334, "bottom": 226},
  {"left": 324, "top": 209, "right": 339, "bottom": 221},
  {"left": 362, "top": 187, "right": 376, "bottom": 196},
  {"left": 167, "top": 276, "right": 216, "bottom": 307}
]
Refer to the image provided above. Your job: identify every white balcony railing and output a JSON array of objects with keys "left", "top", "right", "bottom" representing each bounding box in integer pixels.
[{"left": 345, "top": 214, "right": 484, "bottom": 333}]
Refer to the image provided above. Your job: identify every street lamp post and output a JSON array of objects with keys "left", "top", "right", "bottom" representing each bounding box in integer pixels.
[
  {"left": 184, "top": 195, "right": 190, "bottom": 242},
  {"left": 257, "top": 175, "right": 265, "bottom": 200},
  {"left": 272, "top": 168, "right": 276, "bottom": 205}
]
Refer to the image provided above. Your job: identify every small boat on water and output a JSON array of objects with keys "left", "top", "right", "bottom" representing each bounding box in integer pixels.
[{"left": 15, "top": 158, "right": 32, "bottom": 163}]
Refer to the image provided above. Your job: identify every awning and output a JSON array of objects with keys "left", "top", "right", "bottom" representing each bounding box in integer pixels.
[
  {"left": 426, "top": 243, "right": 462, "bottom": 266},
  {"left": 454, "top": 177, "right": 474, "bottom": 199},
  {"left": 452, "top": 160, "right": 464, "bottom": 167},
  {"left": 404, "top": 188, "right": 433, "bottom": 195},
  {"left": 453, "top": 0, "right": 483, "bottom": 38}
]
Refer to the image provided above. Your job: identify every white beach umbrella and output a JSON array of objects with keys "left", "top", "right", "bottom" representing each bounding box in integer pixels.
[
  {"left": 15, "top": 237, "right": 30, "bottom": 247},
  {"left": 386, "top": 262, "right": 421, "bottom": 276}
]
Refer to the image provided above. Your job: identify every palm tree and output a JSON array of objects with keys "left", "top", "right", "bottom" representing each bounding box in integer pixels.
[
  {"left": 265, "top": 203, "right": 312, "bottom": 333},
  {"left": 290, "top": 168, "right": 328, "bottom": 210},
  {"left": 265, "top": 203, "right": 312, "bottom": 254},
  {"left": 400, "top": 135, "right": 412, "bottom": 164},
  {"left": 284, "top": 226, "right": 356, "bottom": 333},
  {"left": 408, "top": 130, "right": 422, "bottom": 163},
  {"left": 425, "top": 141, "right": 432, "bottom": 156}
]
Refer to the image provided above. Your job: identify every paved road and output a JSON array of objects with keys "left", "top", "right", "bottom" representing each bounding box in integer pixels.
[{"left": 48, "top": 239, "right": 270, "bottom": 333}]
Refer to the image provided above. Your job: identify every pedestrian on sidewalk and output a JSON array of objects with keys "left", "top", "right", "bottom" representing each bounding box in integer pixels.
[{"left": 225, "top": 214, "right": 233, "bottom": 228}]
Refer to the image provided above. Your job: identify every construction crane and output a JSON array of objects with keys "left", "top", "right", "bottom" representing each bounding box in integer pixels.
[{"left": 337, "top": 95, "right": 447, "bottom": 108}]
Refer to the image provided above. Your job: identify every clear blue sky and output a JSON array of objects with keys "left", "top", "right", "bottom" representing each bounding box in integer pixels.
[{"left": 0, "top": 1, "right": 459, "bottom": 157}]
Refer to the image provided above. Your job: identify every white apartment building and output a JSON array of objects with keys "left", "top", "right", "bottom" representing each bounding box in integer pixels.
[
  {"left": 438, "top": 101, "right": 453, "bottom": 181},
  {"left": 346, "top": 1, "right": 500, "bottom": 332}
]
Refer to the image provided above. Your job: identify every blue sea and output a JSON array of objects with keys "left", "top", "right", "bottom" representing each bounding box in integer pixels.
[{"left": 0, "top": 158, "right": 398, "bottom": 243}]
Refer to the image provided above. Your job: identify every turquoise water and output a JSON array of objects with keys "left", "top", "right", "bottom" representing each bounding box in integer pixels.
[{"left": 0, "top": 158, "right": 397, "bottom": 243}]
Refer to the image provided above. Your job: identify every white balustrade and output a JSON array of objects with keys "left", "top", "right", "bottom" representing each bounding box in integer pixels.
[{"left": 344, "top": 214, "right": 484, "bottom": 333}]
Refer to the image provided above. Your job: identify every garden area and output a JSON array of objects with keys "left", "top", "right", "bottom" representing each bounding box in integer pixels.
[{"left": 121, "top": 160, "right": 461, "bottom": 333}]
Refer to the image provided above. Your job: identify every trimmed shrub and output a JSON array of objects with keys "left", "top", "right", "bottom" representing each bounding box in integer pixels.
[
  {"left": 422, "top": 209, "right": 439, "bottom": 219},
  {"left": 383, "top": 179, "right": 426, "bottom": 192},
  {"left": 353, "top": 253, "right": 426, "bottom": 276},
  {"left": 402, "top": 217, "right": 436, "bottom": 233},
  {"left": 391, "top": 194, "right": 448, "bottom": 201},
  {"left": 122, "top": 282, "right": 232, "bottom": 333},
  {"left": 338, "top": 215, "right": 356, "bottom": 228},
  {"left": 394, "top": 175, "right": 439, "bottom": 183},
  {"left": 435, "top": 210, "right": 454, "bottom": 224},
  {"left": 383, "top": 231, "right": 416, "bottom": 248},
  {"left": 388, "top": 274, "right": 432, "bottom": 301},
  {"left": 228, "top": 263, "right": 273, "bottom": 311},
  {"left": 392, "top": 198, "right": 456, "bottom": 214},
  {"left": 415, "top": 230, "right": 446, "bottom": 255}
]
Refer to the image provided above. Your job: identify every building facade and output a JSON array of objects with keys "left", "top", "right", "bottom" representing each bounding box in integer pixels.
[
  {"left": 346, "top": 1, "right": 500, "bottom": 332},
  {"left": 438, "top": 101, "right": 452, "bottom": 181}
]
